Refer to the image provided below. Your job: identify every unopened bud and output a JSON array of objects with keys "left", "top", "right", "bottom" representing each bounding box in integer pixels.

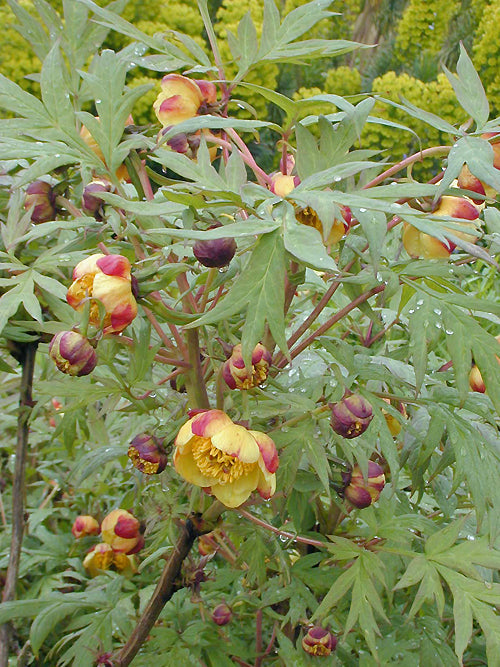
[
  {"left": 342, "top": 461, "right": 386, "bottom": 509},
  {"left": 193, "top": 228, "right": 237, "bottom": 268},
  {"left": 82, "top": 180, "right": 111, "bottom": 218},
  {"left": 222, "top": 343, "right": 272, "bottom": 390},
  {"left": 49, "top": 331, "right": 97, "bottom": 377},
  {"left": 101, "top": 509, "right": 143, "bottom": 554},
  {"left": 302, "top": 626, "right": 337, "bottom": 657},
  {"left": 330, "top": 394, "right": 373, "bottom": 439},
  {"left": 128, "top": 433, "right": 168, "bottom": 474},
  {"left": 25, "top": 180, "right": 56, "bottom": 223},
  {"left": 211, "top": 603, "right": 232, "bottom": 626},
  {"left": 71, "top": 515, "right": 100, "bottom": 538}
]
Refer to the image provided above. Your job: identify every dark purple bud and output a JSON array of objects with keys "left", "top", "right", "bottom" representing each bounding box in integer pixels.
[
  {"left": 211, "top": 603, "right": 233, "bottom": 626},
  {"left": 49, "top": 331, "right": 97, "bottom": 376},
  {"left": 82, "top": 180, "right": 111, "bottom": 218},
  {"left": 128, "top": 433, "right": 168, "bottom": 475},
  {"left": 193, "top": 232, "right": 237, "bottom": 268},
  {"left": 302, "top": 626, "right": 337, "bottom": 656},
  {"left": 25, "top": 180, "right": 56, "bottom": 223},
  {"left": 330, "top": 394, "right": 373, "bottom": 439}
]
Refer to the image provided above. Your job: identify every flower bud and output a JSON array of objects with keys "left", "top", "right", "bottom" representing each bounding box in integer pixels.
[
  {"left": 195, "top": 79, "right": 218, "bottom": 105},
  {"left": 71, "top": 515, "right": 100, "bottom": 539},
  {"left": 330, "top": 394, "right": 373, "bottom": 439},
  {"left": 469, "top": 365, "right": 485, "bottom": 393},
  {"left": 82, "top": 179, "right": 111, "bottom": 218},
  {"left": 128, "top": 433, "right": 168, "bottom": 475},
  {"left": 270, "top": 173, "right": 299, "bottom": 197},
  {"left": 211, "top": 603, "right": 232, "bottom": 626},
  {"left": 193, "top": 232, "right": 237, "bottom": 268},
  {"left": 302, "top": 626, "right": 337, "bottom": 657},
  {"left": 49, "top": 331, "right": 98, "bottom": 377},
  {"left": 25, "top": 180, "right": 56, "bottom": 223},
  {"left": 342, "top": 461, "right": 385, "bottom": 509},
  {"left": 296, "top": 205, "right": 352, "bottom": 244},
  {"left": 198, "top": 532, "right": 218, "bottom": 556},
  {"left": 153, "top": 74, "right": 204, "bottom": 127},
  {"left": 222, "top": 343, "right": 272, "bottom": 390},
  {"left": 101, "top": 509, "right": 143, "bottom": 554}
]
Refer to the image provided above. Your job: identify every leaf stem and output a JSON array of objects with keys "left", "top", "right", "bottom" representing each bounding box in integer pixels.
[
  {"left": 363, "top": 146, "right": 450, "bottom": 189},
  {"left": 237, "top": 509, "right": 328, "bottom": 549}
]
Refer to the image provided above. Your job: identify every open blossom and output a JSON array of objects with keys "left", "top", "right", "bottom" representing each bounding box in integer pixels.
[
  {"left": 71, "top": 515, "right": 100, "bottom": 539},
  {"left": 296, "top": 205, "right": 353, "bottom": 245},
  {"left": 403, "top": 196, "right": 480, "bottom": 259},
  {"left": 83, "top": 542, "right": 137, "bottom": 577},
  {"left": 222, "top": 343, "right": 272, "bottom": 390},
  {"left": 66, "top": 254, "right": 137, "bottom": 334},
  {"left": 100, "top": 509, "right": 144, "bottom": 554},
  {"left": 173, "top": 409, "right": 279, "bottom": 508},
  {"left": 153, "top": 74, "right": 216, "bottom": 127}
]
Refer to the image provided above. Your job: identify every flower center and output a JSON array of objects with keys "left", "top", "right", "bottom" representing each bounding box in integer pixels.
[
  {"left": 296, "top": 206, "right": 323, "bottom": 233},
  {"left": 192, "top": 437, "right": 254, "bottom": 483}
]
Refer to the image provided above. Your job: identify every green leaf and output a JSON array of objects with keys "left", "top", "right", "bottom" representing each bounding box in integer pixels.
[
  {"left": 69, "top": 445, "right": 126, "bottom": 484},
  {"left": 0, "top": 599, "right": 50, "bottom": 624},
  {"left": 351, "top": 207, "right": 386, "bottom": 271},
  {"left": 282, "top": 205, "right": 337, "bottom": 271},
  {"left": 40, "top": 42, "right": 75, "bottom": 134},
  {"left": 450, "top": 585, "right": 473, "bottom": 662},
  {"left": 425, "top": 516, "right": 468, "bottom": 556},
  {"left": 443, "top": 43, "right": 489, "bottom": 129},
  {"left": 187, "top": 230, "right": 289, "bottom": 365},
  {"left": 437, "top": 136, "right": 500, "bottom": 198},
  {"left": 442, "top": 305, "right": 473, "bottom": 404}
]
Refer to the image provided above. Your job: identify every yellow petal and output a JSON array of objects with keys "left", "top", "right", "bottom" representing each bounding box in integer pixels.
[
  {"left": 190, "top": 409, "right": 233, "bottom": 438},
  {"left": 256, "top": 461, "right": 276, "bottom": 500},
  {"left": 211, "top": 466, "right": 260, "bottom": 508},
  {"left": 210, "top": 424, "right": 260, "bottom": 463},
  {"left": 175, "top": 417, "right": 196, "bottom": 450},
  {"left": 173, "top": 441, "right": 215, "bottom": 487}
]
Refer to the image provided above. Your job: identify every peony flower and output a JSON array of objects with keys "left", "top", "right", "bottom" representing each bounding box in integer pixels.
[
  {"left": 83, "top": 542, "right": 137, "bottom": 577},
  {"left": 458, "top": 132, "right": 500, "bottom": 202},
  {"left": 100, "top": 509, "right": 143, "bottom": 554},
  {"left": 302, "top": 626, "right": 337, "bottom": 656},
  {"left": 222, "top": 343, "right": 272, "bottom": 390},
  {"left": 66, "top": 254, "right": 137, "bottom": 334},
  {"left": 24, "top": 180, "right": 56, "bottom": 223},
  {"left": 128, "top": 433, "right": 168, "bottom": 475},
  {"left": 71, "top": 515, "right": 100, "bottom": 539},
  {"left": 49, "top": 331, "right": 98, "bottom": 377},
  {"left": 211, "top": 603, "right": 233, "bottom": 626},
  {"left": 330, "top": 394, "right": 373, "bottom": 439},
  {"left": 173, "top": 409, "right": 279, "bottom": 508},
  {"left": 296, "top": 205, "right": 353, "bottom": 245},
  {"left": 193, "top": 233, "right": 237, "bottom": 268},
  {"left": 342, "top": 461, "right": 386, "bottom": 509},
  {"left": 403, "top": 196, "right": 480, "bottom": 259},
  {"left": 82, "top": 179, "right": 111, "bottom": 219},
  {"left": 80, "top": 116, "right": 133, "bottom": 182},
  {"left": 153, "top": 74, "right": 217, "bottom": 128}
]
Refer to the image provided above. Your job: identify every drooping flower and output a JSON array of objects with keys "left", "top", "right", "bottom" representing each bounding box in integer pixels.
[
  {"left": 83, "top": 542, "right": 137, "bottom": 577},
  {"left": 330, "top": 394, "right": 373, "bottom": 439},
  {"left": 296, "top": 205, "right": 353, "bottom": 245},
  {"left": 100, "top": 509, "right": 144, "bottom": 554},
  {"left": 402, "top": 196, "right": 480, "bottom": 259},
  {"left": 342, "top": 461, "right": 386, "bottom": 509},
  {"left": 71, "top": 515, "right": 100, "bottom": 539},
  {"left": 128, "top": 433, "right": 168, "bottom": 475},
  {"left": 66, "top": 254, "right": 137, "bottom": 334},
  {"left": 302, "top": 626, "right": 337, "bottom": 657},
  {"left": 49, "top": 331, "right": 98, "bottom": 377},
  {"left": 173, "top": 409, "right": 279, "bottom": 508},
  {"left": 222, "top": 343, "right": 272, "bottom": 390},
  {"left": 24, "top": 180, "right": 56, "bottom": 223},
  {"left": 82, "top": 179, "right": 111, "bottom": 219},
  {"left": 153, "top": 74, "right": 217, "bottom": 127}
]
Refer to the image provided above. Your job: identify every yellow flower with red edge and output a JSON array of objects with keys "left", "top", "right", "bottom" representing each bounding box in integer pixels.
[
  {"left": 153, "top": 74, "right": 217, "bottom": 127},
  {"left": 66, "top": 254, "right": 137, "bottom": 334},
  {"left": 83, "top": 542, "right": 137, "bottom": 577},
  {"left": 222, "top": 343, "right": 272, "bottom": 390},
  {"left": 173, "top": 409, "right": 279, "bottom": 508}
]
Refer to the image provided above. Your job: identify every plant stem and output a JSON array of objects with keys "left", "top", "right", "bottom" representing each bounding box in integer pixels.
[
  {"left": 112, "top": 516, "right": 206, "bottom": 666},
  {"left": 363, "top": 146, "right": 450, "bottom": 189},
  {"left": 276, "top": 284, "right": 386, "bottom": 369},
  {"left": 185, "top": 328, "right": 210, "bottom": 410},
  {"left": 0, "top": 341, "right": 38, "bottom": 667},
  {"left": 237, "top": 509, "right": 328, "bottom": 549},
  {"left": 255, "top": 609, "right": 263, "bottom": 667}
]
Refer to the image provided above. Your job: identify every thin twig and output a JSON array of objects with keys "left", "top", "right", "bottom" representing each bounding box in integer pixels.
[
  {"left": 254, "top": 609, "right": 263, "bottom": 667},
  {"left": 0, "top": 342, "right": 38, "bottom": 667},
  {"left": 237, "top": 509, "right": 328, "bottom": 550}
]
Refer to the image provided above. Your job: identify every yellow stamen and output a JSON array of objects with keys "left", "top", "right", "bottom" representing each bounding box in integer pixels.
[{"left": 192, "top": 437, "right": 255, "bottom": 483}]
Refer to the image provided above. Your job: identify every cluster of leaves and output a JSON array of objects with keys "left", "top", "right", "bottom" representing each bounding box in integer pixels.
[{"left": 0, "top": 1, "right": 499, "bottom": 666}]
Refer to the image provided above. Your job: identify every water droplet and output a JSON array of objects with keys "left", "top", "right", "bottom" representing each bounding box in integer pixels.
[
  {"left": 484, "top": 581, "right": 492, "bottom": 589},
  {"left": 36, "top": 141, "right": 43, "bottom": 145},
  {"left": 416, "top": 299, "right": 424, "bottom": 306},
  {"left": 445, "top": 329, "right": 454, "bottom": 335},
  {"left": 218, "top": 266, "right": 228, "bottom": 273},
  {"left": 95, "top": 99, "right": 102, "bottom": 104},
  {"left": 435, "top": 322, "right": 442, "bottom": 329},
  {"left": 433, "top": 308, "right": 441, "bottom": 315},
  {"left": 408, "top": 308, "right": 415, "bottom": 314},
  {"left": 333, "top": 176, "right": 342, "bottom": 182},
  {"left": 54, "top": 154, "right": 60, "bottom": 158},
  {"left": 359, "top": 207, "right": 367, "bottom": 213},
  {"left": 392, "top": 203, "right": 402, "bottom": 209}
]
